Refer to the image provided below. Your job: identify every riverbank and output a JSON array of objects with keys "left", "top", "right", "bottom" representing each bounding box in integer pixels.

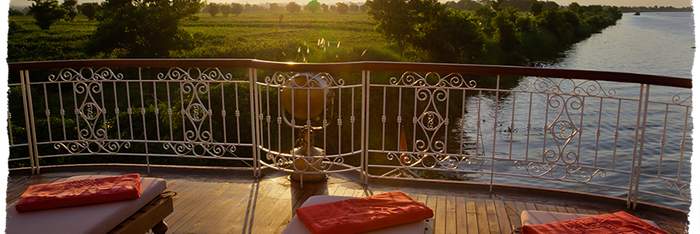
[{"left": 9, "top": 4, "right": 622, "bottom": 65}]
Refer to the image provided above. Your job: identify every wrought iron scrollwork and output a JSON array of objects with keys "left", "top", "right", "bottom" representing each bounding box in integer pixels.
[
  {"left": 49, "top": 67, "right": 123, "bottom": 82},
  {"left": 519, "top": 77, "right": 616, "bottom": 98},
  {"left": 51, "top": 68, "right": 131, "bottom": 155},
  {"left": 157, "top": 67, "right": 238, "bottom": 157},
  {"left": 157, "top": 67, "right": 233, "bottom": 81},
  {"left": 663, "top": 180, "right": 691, "bottom": 202},
  {"left": 514, "top": 161, "right": 606, "bottom": 183}
]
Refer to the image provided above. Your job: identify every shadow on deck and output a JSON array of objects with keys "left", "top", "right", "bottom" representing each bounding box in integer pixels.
[{"left": 6, "top": 166, "right": 690, "bottom": 234}]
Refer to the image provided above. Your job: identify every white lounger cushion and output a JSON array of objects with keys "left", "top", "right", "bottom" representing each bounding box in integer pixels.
[
  {"left": 282, "top": 195, "right": 429, "bottom": 234},
  {"left": 520, "top": 210, "right": 659, "bottom": 227},
  {"left": 6, "top": 175, "right": 166, "bottom": 234}
]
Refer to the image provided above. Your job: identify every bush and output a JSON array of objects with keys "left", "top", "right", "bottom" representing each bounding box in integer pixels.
[
  {"left": 28, "top": 0, "right": 68, "bottom": 30},
  {"left": 86, "top": 0, "right": 203, "bottom": 57},
  {"left": 8, "top": 21, "right": 25, "bottom": 33}
]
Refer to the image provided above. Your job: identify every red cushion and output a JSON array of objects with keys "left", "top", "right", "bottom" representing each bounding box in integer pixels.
[
  {"left": 16, "top": 174, "right": 142, "bottom": 212},
  {"left": 522, "top": 211, "right": 669, "bottom": 234},
  {"left": 295, "top": 191, "right": 434, "bottom": 234}
]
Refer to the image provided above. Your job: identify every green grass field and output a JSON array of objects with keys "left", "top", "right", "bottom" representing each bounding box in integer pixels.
[{"left": 8, "top": 11, "right": 407, "bottom": 63}]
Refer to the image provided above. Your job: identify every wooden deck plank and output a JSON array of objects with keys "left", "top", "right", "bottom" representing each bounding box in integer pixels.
[
  {"left": 565, "top": 206, "right": 579, "bottom": 214},
  {"left": 554, "top": 205, "right": 569, "bottom": 213},
  {"left": 485, "top": 199, "right": 502, "bottom": 233},
  {"left": 444, "top": 196, "right": 456, "bottom": 234},
  {"left": 195, "top": 182, "right": 254, "bottom": 233},
  {"left": 270, "top": 185, "right": 297, "bottom": 234},
  {"left": 465, "top": 197, "right": 479, "bottom": 234},
  {"left": 434, "top": 195, "right": 447, "bottom": 234},
  {"left": 199, "top": 183, "right": 255, "bottom": 233},
  {"left": 167, "top": 182, "right": 225, "bottom": 233},
  {"left": 167, "top": 182, "right": 217, "bottom": 223},
  {"left": 503, "top": 200, "right": 522, "bottom": 230},
  {"left": 545, "top": 204, "right": 559, "bottom": 212},
  {"left": 534, "top": 203, "right": 549, "bottom": 211},
  {"left": 330, "top": 185, "right": 347, "bottom": 196},
  {"left": 455, "top": 196, "right": 468, "bottom": 234},
  {"left": 525, "top": 202, "right": 538, "bottom": 211},
  {"left": 251, "top": 181, "right": 293, "bottom": 233},
  {"left": 5, "top": 171, "right": 689, "bottom": 234},
  {"left": 178, "top": 182, "right": 237, "bottom": 233},
  {"left": 233, "top": 181, "right": 277, "bottom": 234},
  {"left": 474, "top": 198, "right": 491, "bottom": 234},
  {"left": 494, "top": 200, "right": 513, "bottom": 233},
  {"left": 163, "top": 180, "right": 210, "bottom": 224}
]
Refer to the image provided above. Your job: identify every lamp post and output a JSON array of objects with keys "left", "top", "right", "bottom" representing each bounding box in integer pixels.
[{"left": 280, "top": 72, "right": 334, "bottom": 182}]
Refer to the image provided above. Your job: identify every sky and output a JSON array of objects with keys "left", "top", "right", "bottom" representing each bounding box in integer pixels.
[{"left": 6, "top": 0, "right": 696, "bottom": 7}]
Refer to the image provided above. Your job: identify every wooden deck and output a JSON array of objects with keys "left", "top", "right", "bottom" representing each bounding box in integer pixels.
[{"left": 6, "top": 167, "right": 689, "bottom": 234}]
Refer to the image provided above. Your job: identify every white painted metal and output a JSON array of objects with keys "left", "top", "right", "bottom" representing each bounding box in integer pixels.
[{"left": 7, "top": 61, "right": 691, "bottom": 210}]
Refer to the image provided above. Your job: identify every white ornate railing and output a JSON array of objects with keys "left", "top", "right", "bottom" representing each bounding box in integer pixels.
[{"left": 7, "top": 59, "right": 692, "bottom": 211}]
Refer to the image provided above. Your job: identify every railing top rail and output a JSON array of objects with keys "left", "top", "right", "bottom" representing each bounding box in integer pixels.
[{"left": 8, "top": 59, "right": 691, "bottom": 88}]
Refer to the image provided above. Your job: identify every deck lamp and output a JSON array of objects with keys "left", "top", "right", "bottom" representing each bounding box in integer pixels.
[{"left": 280, "top": 72, "right": 334, "bottom": 182}]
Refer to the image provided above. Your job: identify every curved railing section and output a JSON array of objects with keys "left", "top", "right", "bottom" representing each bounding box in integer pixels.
[{"left": 7, "top": 59, "right": 692, "bottom": 211}]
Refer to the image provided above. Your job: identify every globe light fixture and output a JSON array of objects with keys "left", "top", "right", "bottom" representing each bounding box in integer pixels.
[{"left": 280, "top": 72, "right": 334, "bottom": 182}]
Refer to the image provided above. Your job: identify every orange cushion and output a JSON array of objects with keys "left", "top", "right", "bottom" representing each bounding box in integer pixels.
[
  {"left": 521, "top": 211, "right": 669, "bottom": 234},
  {"left": 16, "top": 174, "right": 142, "bottom": 212},
  {"left": 295, "top": 191, "right": 434, "bottom": 234}
]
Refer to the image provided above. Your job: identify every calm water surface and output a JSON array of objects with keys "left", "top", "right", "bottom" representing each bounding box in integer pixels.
[
  {"left": 551, "top": 12, "right": 695, "bottom": 78},
  {"left": 463, "top": 12, "right": 693, "bottom": 210}
]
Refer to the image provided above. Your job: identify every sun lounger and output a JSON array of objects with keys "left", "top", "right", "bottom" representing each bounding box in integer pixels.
[
  {"left": 282, "top": 194, "right": 435, "bottom": 234},
  {"left": 519, "top": 210, "right": 667, "bottom": 234},
  {"left": 6, "top": 175, "right": 173, "bottom": 234}
]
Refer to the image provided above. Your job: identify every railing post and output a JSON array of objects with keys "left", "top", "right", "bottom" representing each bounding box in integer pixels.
[
  {"left": 138, "top": 67, "right": 151, "bottom": 173},
  {"left": 489, "top": 75, "right": 500, "bottom": 193},
  {"left": 627, "top": 84, "right": 647, "bottom": 209},
  {"left": 249, "top": 68, "right": 261, "bottom": 178},
  {"left": 360, "top": 70, "right": 369, "bottom": 184},
  {"left": 20, "top": 70, "right": 40, "bottom": 174},
  {"left": 631, "top": 84, "right": 652, "bottom": 210}
]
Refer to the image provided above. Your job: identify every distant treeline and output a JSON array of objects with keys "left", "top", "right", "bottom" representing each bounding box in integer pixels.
[
  {"left": 618, "top": 6, "right": 693, "bottom": 12},
  {"left": 367, "top": 0, "right": 624, "bottom": 64}
]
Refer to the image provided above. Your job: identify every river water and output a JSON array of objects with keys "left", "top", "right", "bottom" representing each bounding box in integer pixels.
[
  {"left": 551, "top": 12, "right": 695, "bottom": 79},
  {"left": 460, "top": 12, "right": 694, "bottom": 210}
]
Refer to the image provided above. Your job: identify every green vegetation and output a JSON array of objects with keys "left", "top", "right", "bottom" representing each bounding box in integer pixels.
[
  {"left": 85, "top": 0, "right": 203, "bottom": 58},
  {"left": 9, "top": 0, "right": 622, "bottom": 65},
  {"left": 7, "top": 0, "right": 625, "bottom": 171},
  {"left": 27, "top": 0, "right": 68, "bottom": 30},
  {"left": 619, "top": 6, "right": 692, "bottom": 12},
  {"left": 367, "top": 0, "right": 623, "bottom": 64}
]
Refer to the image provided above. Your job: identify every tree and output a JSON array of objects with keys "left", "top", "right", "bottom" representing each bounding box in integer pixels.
[
  {"left": 28, "top": 0, "right": 67, "bottom": 30},
  {"left": 231, "top": 3, "right": 243, "bottom": 16},
  {"left": 77, "top": 2, "right": 98, "bottom": 20},
  {"left": 86, "top": 0, "right": 203, "bottom": 57},
  {"left": 307, "top": 0, "right": 320, "bottom": 12},
  {"left": 536, "top": 9, "right": 569, "bottom": 43},
  {"left": 349, "top": 3, "right": 359, "bottom": 12},
  {"left": 366, "top": 0, "right": 421, "bottom": 56},
  {"left": 336, "top": 2, "right": 349, "bottom": 13},
  {"left": 359, "top": 4, "right": 368, "bottom": 12},
  {"left": 492, "top": 7, "right": 519, "bottom": 53},
  {"left": 286, "top": 2, "right": 301, "bottom": 13},
  {"left": 568, "top": 2, "right": 580, "bottom": 14},
  {"left": 417, "top": 9, "right": 485, "bottom": 63},
  {"left": 321, "top": 3, "right": 328, "bottom": 12},
  {"left": 208, "top": 3, "right": 220, "bottom": 17},
  {"left": 270, "top": 3, "right": 283, "bottom": 11},
  {"left": 9, "top": 8, "right": 25, "bottom": 16},
  {"left": 61, "top": 0, "right": 78, "bottom": 21},
  {"left": 220, "top": 4, "right": 231, "bottom": 17},
  {"left": 529, "top": 1, "right": 542, "bottom": 16}
]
